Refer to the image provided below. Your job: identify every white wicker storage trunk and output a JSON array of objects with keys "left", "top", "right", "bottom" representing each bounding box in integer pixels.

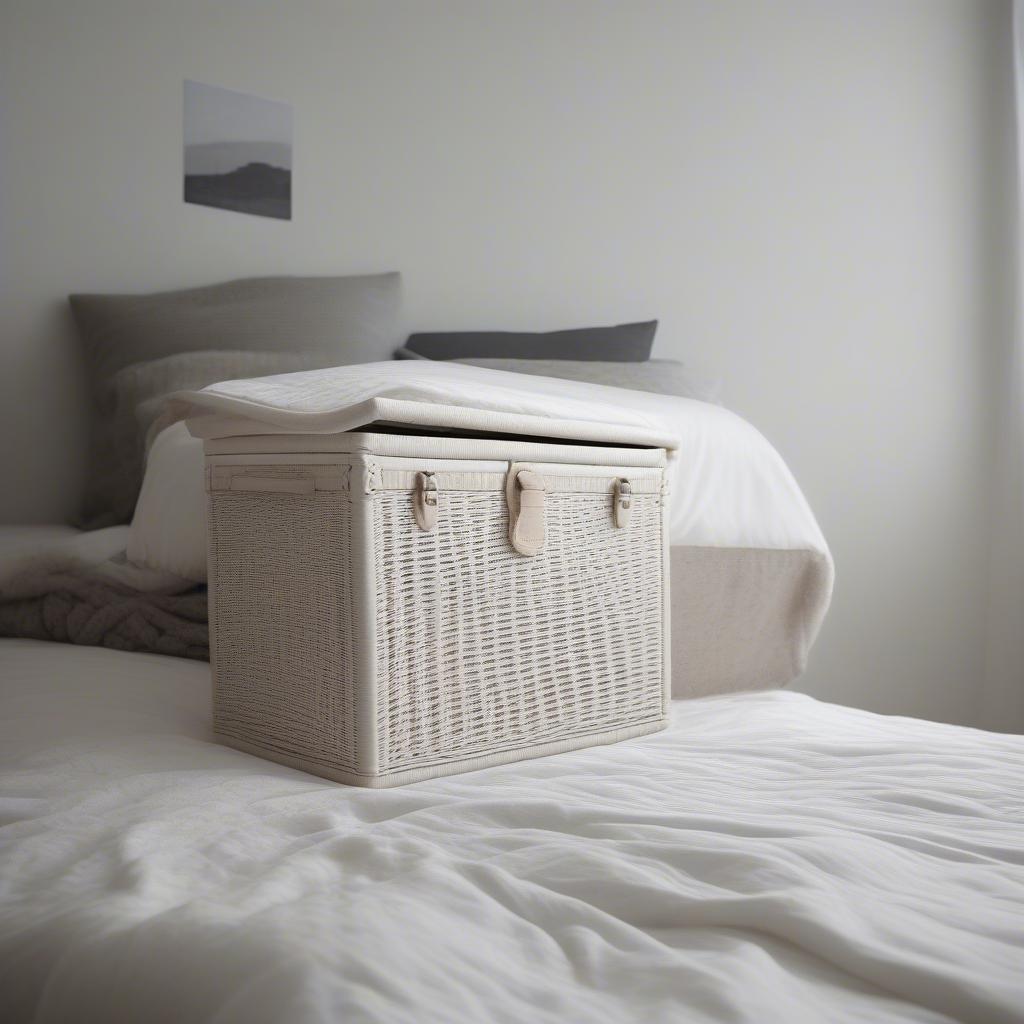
[{"left": 205, "top": 430, "right": 671, "bottom": 787}]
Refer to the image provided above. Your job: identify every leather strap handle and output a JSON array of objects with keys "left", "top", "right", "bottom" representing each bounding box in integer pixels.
[
  {"left": 614, "top": 478, "right": 632, "bottom": 528},
  {"left": 414, "top": 471, "right": 439, "bottom": 532},
  {"left": 507, "top": 466, "right": 546, "bottom": 556}
]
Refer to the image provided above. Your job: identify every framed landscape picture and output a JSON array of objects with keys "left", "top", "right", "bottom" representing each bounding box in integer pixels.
[{"left": 183, "top": 80, "right": 292, "bottom": 221}]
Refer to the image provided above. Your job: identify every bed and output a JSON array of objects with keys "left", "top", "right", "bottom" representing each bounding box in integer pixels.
[
  {"left": 0, "top": 348, "right": 1018, "bottom": 1020},
  {"left": 1, "top": 360, "right": 835, "bottom": 699},
  {"left": 2, "top": 637, "right": 1022, "bottom": 1023}
]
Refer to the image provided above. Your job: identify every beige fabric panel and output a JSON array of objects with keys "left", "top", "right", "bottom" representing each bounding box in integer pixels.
[{"left": 671, "top": 546, "right": 832, "bottom": 699}]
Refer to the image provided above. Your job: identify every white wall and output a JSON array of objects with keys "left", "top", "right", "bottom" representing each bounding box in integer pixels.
[{"left": 0, "top": 0, "right": 1012, "bottom": 726}]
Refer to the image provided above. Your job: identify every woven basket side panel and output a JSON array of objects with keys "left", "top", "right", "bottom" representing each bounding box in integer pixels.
[
  {"left": 209, "top": 473, "right": 358, "bottom": 774},
  {"left": 373, "top": 490, "right": 665, "bottom": 773}
]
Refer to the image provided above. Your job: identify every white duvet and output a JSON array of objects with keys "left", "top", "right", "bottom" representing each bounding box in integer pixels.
[{"left": 1, "top": 640, "right": 1021, "bottom": 1024}]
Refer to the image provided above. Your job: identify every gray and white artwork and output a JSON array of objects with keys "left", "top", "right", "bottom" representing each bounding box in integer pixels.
[{"left": 183, "top": 80, "right": 292, "bottom": 221}]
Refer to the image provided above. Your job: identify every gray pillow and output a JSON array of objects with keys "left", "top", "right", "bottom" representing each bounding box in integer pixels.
[
  {"left": 398, "top": 354, "right": 721, "bottom": 403},
  {"left": 121, "top": 351, "right": 329, "bottom": 445},
  {"left": 69, "top": 274, "right": 401, "bottom": 526},
  {"left": 70, "top": 273, "right": 401, "bottom": 390},
  {"left": 83, "top": 349, "right": 345, "bottom": 528},
  {"left": 403, "top": 320, "right": 656, "bottom": 361}
]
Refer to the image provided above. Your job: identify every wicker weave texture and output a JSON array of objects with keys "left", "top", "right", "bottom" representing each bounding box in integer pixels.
[
  {"left": 373, "top": 489, "right": 665, "bottom": 773},
  {"left": 206, "top": 446, "right": 668, "bottom": 785},
  {"left": 208, "top": 464, "right": 358, "bottom": 773}
]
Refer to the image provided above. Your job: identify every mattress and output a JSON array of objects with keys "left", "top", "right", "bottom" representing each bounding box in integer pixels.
[{"left": 1, "top": 639, "right": 1021, "bottom": 1024}]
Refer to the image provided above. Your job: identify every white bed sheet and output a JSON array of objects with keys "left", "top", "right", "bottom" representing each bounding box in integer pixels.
[{"left": 1, "top": 639, "right": 1021, "bottom": 1024}]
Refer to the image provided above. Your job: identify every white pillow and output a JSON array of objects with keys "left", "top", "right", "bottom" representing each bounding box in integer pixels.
[{"left": 127, "top": 421, "right": 207, "bottom": 581}]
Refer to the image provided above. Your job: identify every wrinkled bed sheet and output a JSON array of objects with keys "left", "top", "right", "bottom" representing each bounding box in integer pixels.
[{"left": 1, "top": 640, "right": 1021, "bottom": 1024}]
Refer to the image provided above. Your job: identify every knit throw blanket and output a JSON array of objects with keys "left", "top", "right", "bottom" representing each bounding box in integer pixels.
[
  {"left": 0, "top": 573, "right": 208, "bottom": 659},
  {"left": 0, "top": 528, "right": 208, "bottom": 660}
]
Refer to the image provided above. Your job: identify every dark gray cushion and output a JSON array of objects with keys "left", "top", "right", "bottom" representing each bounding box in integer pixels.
[
  {"left": 403, "top": 320, "right": 656, "bottom": 361},
  {"left": 69, "top": 273, "right": 401, "bottom": 526}
]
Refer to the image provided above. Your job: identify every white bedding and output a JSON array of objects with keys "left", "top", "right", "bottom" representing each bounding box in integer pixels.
[{"left": 1, "top": 640, "right": 1021, "bottom": 1023}]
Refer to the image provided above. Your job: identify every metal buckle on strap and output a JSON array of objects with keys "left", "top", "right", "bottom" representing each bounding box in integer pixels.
[
  {"left": 614, "top": 478, "right": 632, "bottom": 529},
  {"left": 414, "top": 471, "right": 439, "bottom": 532}
]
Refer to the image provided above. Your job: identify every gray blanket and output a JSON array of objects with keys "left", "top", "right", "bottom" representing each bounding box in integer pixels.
[{"left": 0, "top": 571, "right": 208, "bottom": 660}]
